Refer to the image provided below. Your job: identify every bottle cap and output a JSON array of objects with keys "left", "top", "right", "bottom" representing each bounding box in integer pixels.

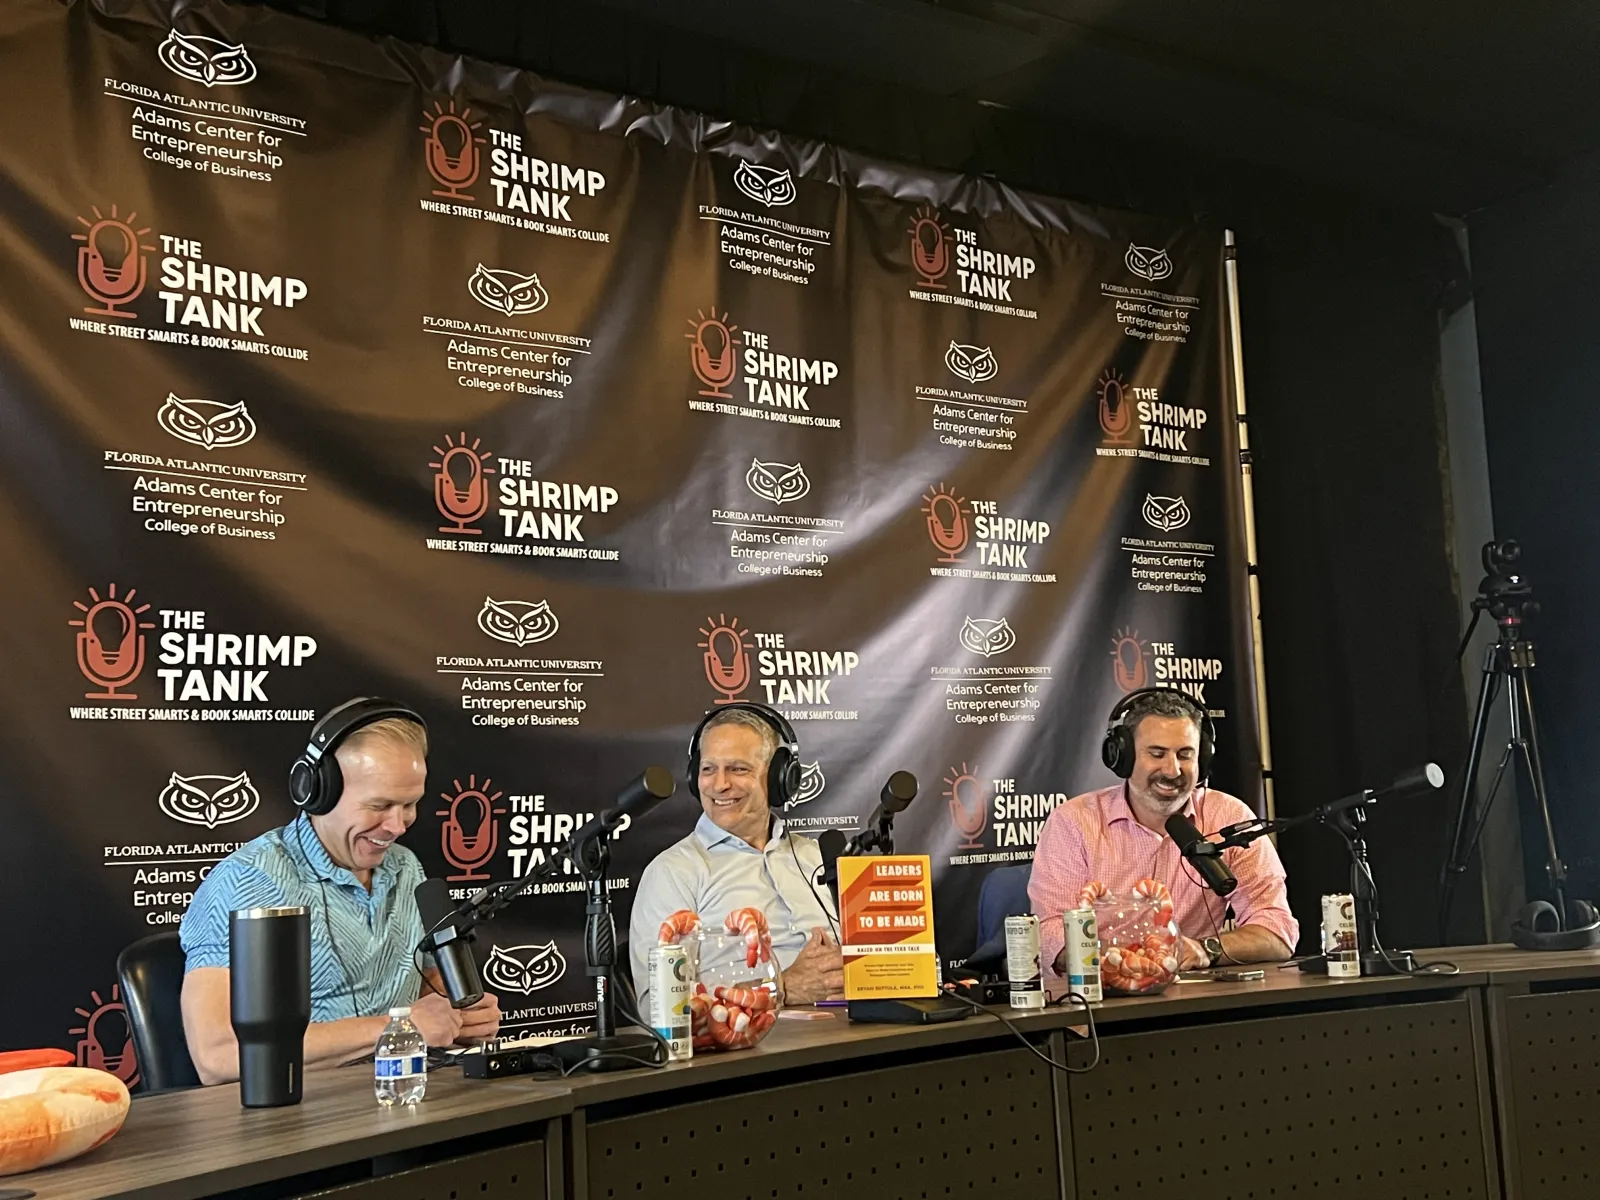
[{"left": 388, "top": 1006, "right": 411, "bottom": 1018}]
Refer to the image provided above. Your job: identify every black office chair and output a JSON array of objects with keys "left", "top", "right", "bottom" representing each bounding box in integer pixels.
[
  {"left": 117, "top": 932, "right": 202, "bottom": 1092},
  {"left": 964, "top": 864, "right": 1033, "bottom": 970}
]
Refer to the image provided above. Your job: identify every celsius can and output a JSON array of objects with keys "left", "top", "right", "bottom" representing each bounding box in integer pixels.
[
  {"left": 1321, "top": 893, "right": 1360, "bottom": 978},
  {"left": 1004, "top": 914, "right": 1046, "bottom": 1010},
  {"left": 1066, "top": 907, "right": 1103, "bottom": 1002},
  {"left": 647, "top": 944, "right": 694, "bottom": 1060}
]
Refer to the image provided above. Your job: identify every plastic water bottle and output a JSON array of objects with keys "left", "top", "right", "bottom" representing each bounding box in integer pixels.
[{"left": 374, "top": 1007, "right": 427, "bottom": 1106}]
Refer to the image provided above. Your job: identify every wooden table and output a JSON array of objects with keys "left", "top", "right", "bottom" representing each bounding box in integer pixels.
[{"left": 17, "top": 945, "right": 1600, "bottom": 1200}]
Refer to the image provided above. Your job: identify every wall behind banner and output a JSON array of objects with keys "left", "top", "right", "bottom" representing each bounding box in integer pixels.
[{"left": 0, "top": 0, "right": 1258, "bottom": 1069}]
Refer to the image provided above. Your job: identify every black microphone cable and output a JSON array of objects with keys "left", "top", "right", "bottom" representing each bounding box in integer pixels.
[{"left": 940, "top": 987, "right": 1100, "bottom": 1074}]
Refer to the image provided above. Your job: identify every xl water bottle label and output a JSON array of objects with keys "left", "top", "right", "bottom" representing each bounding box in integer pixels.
[{"left": 375, "top": 1054, "right": 425, "bottom": 1078}]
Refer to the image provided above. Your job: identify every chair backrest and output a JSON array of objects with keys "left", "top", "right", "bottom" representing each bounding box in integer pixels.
[
  {"left": 968, "top": 864, "right": 1034, "bottom": 966},
  {"left": 116, "top": 932, "right": 201, "bottom": 1092}
]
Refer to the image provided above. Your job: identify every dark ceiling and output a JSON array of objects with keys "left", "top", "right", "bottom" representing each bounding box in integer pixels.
[{"left": 274, "top": 0, "right": 1600, "bottom": 215}]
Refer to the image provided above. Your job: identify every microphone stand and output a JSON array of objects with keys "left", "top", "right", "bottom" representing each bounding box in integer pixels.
[{"left": 1207, "top": 788, "right": 1415, "bottom": 976}]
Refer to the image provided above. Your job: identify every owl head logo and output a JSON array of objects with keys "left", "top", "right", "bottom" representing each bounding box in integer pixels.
[
  {"left": 733, "top": 161, "right": 796, "bottom": 208},
  {"left": 959, "top": 616, "right": 1017, "bottom": 659},
  {"left": 468, "top": 264, "right": 549, "bottom": 317},
  {"left": 158, "top": 772, "right": 261, "bottom": 829},
  {"left": 1125, "top": 244, "right": 1173, "bottom": 283},
  {"left": 483, "top": 943, "right": 567, "bottom": 995},
  {"left": 944, "top": 342, "right": 998, "bottom": 385},
  {"left": 787, "top": 762, "right": 826, "bottom": 810},
  {"left": 157, "top": 394, "right": 257, "bottom": 450},
  {"left": 157, "top": 30, "right": 257, "bottom": 87},
  {"left": 745, "top": 459, "right": 811, "bottom": 505},
  {"left": 477, "top": 597, "right": 559, "bottom": 647},
  {"left": 1142, "top": 494, "right": 1191, "bottom": 533}
]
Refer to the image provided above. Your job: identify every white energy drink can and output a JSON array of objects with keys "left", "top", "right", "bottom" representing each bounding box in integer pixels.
[
  {"left": 1066, "top": 907, "right": 1103, "bottom": 1002},
  {"left": 647, "top": 944, "right": 694, "bottom": 1060},
  {"left": 1321, "top": 893, "right": 1360, "bottom": 978},
  {"left": 1004, "top": 914, "right": 1045, "bottom": 1010}
]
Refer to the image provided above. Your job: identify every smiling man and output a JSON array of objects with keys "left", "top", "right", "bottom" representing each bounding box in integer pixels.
[
  {"left": 178, "top": 699, "right": 499, "bottom": 1084},
  {"left": 1029, "top": 688, "right": 1299, "bottom": 978},
  {"left": 629, "top": 704, "right": 843, "bottom": 1007}
]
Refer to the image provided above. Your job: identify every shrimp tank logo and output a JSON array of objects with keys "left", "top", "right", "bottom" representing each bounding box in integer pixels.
[
  {"left": 157, "top": 29, "right": 257, "bottom": 88},
  {"left": 158, "top": 772, "right": 260, "bottom": 828},
  {"left": 71, "top": 583, "right": 155, "bottom": 700},
  {"left": 1125, "top": 243, "right": 1173, "bottom": 283},
  {"left": 468, "top": 264, "right": 548, "bottom": 316},
  {"left": 959, "top": 616, "right": 1016, "bottom": 659},
  {"left": 74, "top": 203, "right": 154, "bottom": 319},
  {"left": 908, "top": 206, "right": 952, "bottom": 289},
  {"left": 477, "top": 598, "right": 559, "bottom": 647},
  {"left": 733, "top": 161, "right": 796, "bottom": 207},
  {"left": 421, "top": 98, "right": 486, "bottom": 200},
  {"left": 432, "top": 431, "right": 496, "bottom": 535},
  {"left": 157, "top": 394, "right": 256, "bottom": 450},
  {"left": 483, "top": 943, "right": 567, "bottom": 994},
  {"left": 1098, "top": 368, "right": 1136, "bottom": 445},
  {"left": 945, "top": 763, "right": 987, "bottom": 850},
  {"left": 700, "top": 613, "right": 752, "bottom": 703},
  {"left": 787, "top": 761, "right": 826, "bottom": 810},
  {"left": 922, "top": 483, "right": 970, "bottom": 564},
  {"left": 687, "top": 307, "right": 742, "bottom": 399},
  {"left": 745, "top": 459, "right": 810, "bottom": 505},
  {"left": 69, "top": 986, "right": 139, "bottom": 1087},
  {"left": 1111, "top": 628, "right": 1150, "bottom": 691},
  {"left": 944, "top": 342, "right": 998, "bottom": 385},
  {"left": 1142, "top": 494, "right": 1191, "bottom": 533},
  {"left": 438, "top": 774, "right": 506, "bottom": 882}
]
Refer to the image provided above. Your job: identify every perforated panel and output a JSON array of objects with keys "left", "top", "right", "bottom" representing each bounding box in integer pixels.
[
  {"left": 299, "top": 1140, "right": 546, "bottom": 1200},
  {"left": 1067, "top": 996, "right": 1490, "bottom": 1200},
  {"left": 1501, "top": 989, "right": 1600, "bottom": 1200},
  {"left": 585, "top": 1048, "right": 1058, "bottom": 1199}
]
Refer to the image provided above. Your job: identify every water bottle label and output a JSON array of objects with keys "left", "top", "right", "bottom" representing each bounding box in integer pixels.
[{"left": 375, "top": 1054, "right": 425, "bottom": 1079}]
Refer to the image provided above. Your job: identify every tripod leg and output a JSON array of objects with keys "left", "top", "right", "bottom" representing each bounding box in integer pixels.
[
  {"left": 1510, "top": 663, "right": 1569, "bottom": 920},
  {"left": 1438, "top": 656, "right": 1502, "bottom": 941}
]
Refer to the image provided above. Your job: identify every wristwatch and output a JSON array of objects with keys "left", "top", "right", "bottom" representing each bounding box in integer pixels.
[{"left": 1203, "top": 936, "right": 1225, "bottom": 968}]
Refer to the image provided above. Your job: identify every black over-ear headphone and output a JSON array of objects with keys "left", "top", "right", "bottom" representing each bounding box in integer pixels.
[
  {"left": 686, "top": 701, "right": 802, "bottom": 811},
  {"left": 288, "top": 697, "right": 427, "bottom": 817},
  {"left": 1102, "top": 687, "right": 1215, "bottom": 783},
  {"left": 1511, "top": 898, "right": 1600, "bottom": 951}
]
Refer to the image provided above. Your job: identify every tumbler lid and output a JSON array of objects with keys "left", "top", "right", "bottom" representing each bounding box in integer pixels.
[{"left": 233, "top": 906, "right": 311, "bottom": 919}]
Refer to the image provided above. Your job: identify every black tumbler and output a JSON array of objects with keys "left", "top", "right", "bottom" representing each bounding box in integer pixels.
[{"left": 229, "top": 906, "right": 311, "bottom": 1107}]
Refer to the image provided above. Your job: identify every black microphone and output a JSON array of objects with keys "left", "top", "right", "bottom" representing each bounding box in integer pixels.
[
  {"left": 878, "top": 770, "right": 917, "bottom": 814},
  {"left": 819, "top": 828, "right": 846, "bottom": 911},
  {"left": 416, "top": 877, "right": 485, "bottom": 1009},
  {"left": 568, "top": 765, "right": 676, "bottom": 848},
  {"left": 1314, "top": 763, "right": 1446, "bottom": 819},
  {"left": 1165, "top": 813, "right": 1238, "bottom": 898}
]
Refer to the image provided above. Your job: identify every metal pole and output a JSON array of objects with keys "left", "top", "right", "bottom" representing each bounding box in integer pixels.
[{"left": 1222, "top": 230, "right": 1278, "bottom": 820}]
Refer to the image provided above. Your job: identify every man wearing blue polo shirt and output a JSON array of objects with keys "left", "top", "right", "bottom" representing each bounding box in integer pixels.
[{"left": 179, "top": 700, "right": 500, "bottom": 1085}]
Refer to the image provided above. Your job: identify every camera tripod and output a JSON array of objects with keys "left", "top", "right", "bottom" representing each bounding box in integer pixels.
[{"left": 1438, "top": 540, "right": 1597, "bottom": 947}]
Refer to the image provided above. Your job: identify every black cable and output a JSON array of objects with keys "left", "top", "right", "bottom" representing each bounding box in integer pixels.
[
  {"left": 941, "top": 988, "right": 1100, "bottom": 1073},
  {"left": 1347, "top": 848, "right": 1458, "bottom": 976},
  {"left": 789, "top": 831, "right": 840, "bottom": 940}
]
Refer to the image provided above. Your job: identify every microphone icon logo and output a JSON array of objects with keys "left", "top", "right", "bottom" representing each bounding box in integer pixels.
[
  {"left": 1097, "top": 368, "right": 1135, "bottom": 445},
  {"left": 72, "top": 204, "right": 153, "bottom": 319},
  {"left": 687, "top": 307, "right": 741, "bottom": 398},
  {"left": 431, "top": 431, "right": 496, "bottom": 535},
  {"left": 698, "top": 613, "right": 751, "bottom": 703},
  {"left": 69, "top": 583, "right": 155, "bottom": 701},
  {"left": 944, "top": 763, "right": 987, "bottom": 851},
  {"left": 421, "top": 99, "right": 485, "bottom": 200},
  {"left": 1111, "top": 627, "right": 1150, "bottom": 692},
  {"left": 69, "top": 986, "right": 139, "bottom": 1087},
  {"left": 922, "top": 483, "right": 970, "bottom": 564},
  {"left": 437, "top": 774, "right": 506, "bottom": 882},
  {"left": 908, "top": 205, "right": 951, "bottom": 289}
]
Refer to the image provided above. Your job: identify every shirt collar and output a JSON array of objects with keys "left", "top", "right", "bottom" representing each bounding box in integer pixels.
[
  {"left": 694, "top": 811, "right": 785, "bottom": 851},
  {"left": 1103, "top": 783, "right": 1201, "bottom": 833},
  {"left": 289, "top": 812, "right": 397, "bottom": 890}
]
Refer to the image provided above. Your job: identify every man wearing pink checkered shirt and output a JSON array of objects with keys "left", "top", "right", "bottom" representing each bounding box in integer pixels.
[{"left": 1030, "top": 689, "right": 1299, "bottom": 977}]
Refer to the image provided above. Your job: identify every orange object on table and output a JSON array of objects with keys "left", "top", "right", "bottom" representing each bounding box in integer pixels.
[{"left": 0, "top": 1050, "right": 74, "bottom": 1076}]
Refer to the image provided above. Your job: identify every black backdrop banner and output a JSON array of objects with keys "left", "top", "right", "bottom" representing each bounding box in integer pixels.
[{"left": 0, "top": 0, "right": 1257, "bottom": 1083}]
